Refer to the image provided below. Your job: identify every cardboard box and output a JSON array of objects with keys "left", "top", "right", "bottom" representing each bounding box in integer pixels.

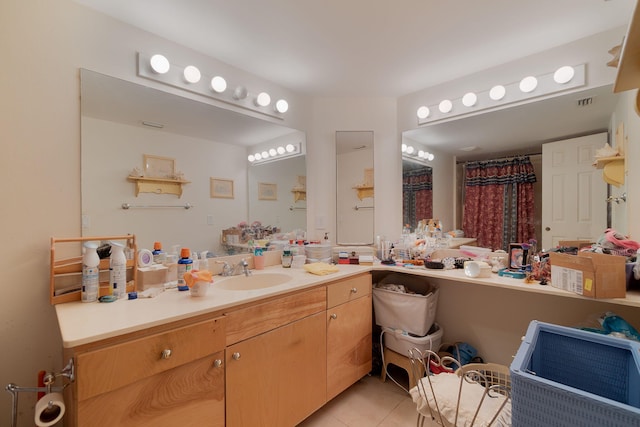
[
  {"left": 558, "top": 240, "right": 594, "bottom": 250},
  {"left": 549, "top": 252, "right": 626, "bottom": 298}
]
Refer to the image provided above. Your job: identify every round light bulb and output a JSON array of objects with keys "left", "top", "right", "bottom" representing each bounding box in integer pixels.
[
  {"left": 277, "top": 146, "right": 286, "bottom": 155},
  {"left": 417, "top": 106, "right": 430, "bottom": 119},
  {"left": 406, "top": 146, "right": 415, "bottom": 154},
  {"left": 428, "top": 153, "right": 435, "bottom": 161},
  {"left": 489, "top": 85, "right": 506, "bottom": 101},
  {"left": 519, "top": 76, "right": 538, "bottom": 93},
  {"left": 438, "top": 99, "right": 453, "bottom": 113},
  {"left": 285, "top": 144, "right": 295, "bottom": 153},
  {"left": 418, "top": 150, "right": 425, "bottom": 158},
  {"left": 462, "top": 92, "right": 477, "bottom": 107},
  {"left": 269, "top": 148, "right": 277, "bottom": 157},
  {"left": 211, "top": 76, "right": 227, "bottom": 93},
  {"left": 554, "top": 65, "right": 575, "bottom": 84},
  {"left": 233, "top": 86, "right": 248, "bottom": 100},
  {"left": 256, "top": 92, "right": 271, "bottom": 107},
  {"left": 183, "top": 65, "right": 201, "bottom": 83},
  {"left": 248, "top": 154, "right": 255, "bottom": 162},
  {"left": 254, "top": 153, "right": 262, "bottom": 161},
  {"left": 401, "top": 143, "right": 407, "bottom": 153},
  {"left": 261, "top": 151, "right": 269, "bottom": 159},
  {"left": 150, "top": 54, "right": 170, "bottom": 74},
  {"left": 275, "top": 99, "right": 289, "bottom": 113}
]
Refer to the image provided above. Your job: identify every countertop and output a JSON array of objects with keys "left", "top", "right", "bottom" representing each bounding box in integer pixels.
[
  {"left": 55, "top": 264, "right": 370, "bottom": 348},
  {"left": 55, "top": 263, "right": 640, "bottom": 348}
]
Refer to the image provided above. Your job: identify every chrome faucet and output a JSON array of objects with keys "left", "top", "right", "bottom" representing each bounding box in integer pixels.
[
  {"left": 216, "top": 258, "right": 251, "bottom": 277},
  {"left": 235, "top": 258, "right": 251, "bottom": 277},
  {"left": 216, "top": 261, "right": 233, "bottom": 276}
]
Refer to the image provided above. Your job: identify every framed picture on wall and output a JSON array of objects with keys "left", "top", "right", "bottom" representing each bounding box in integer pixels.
[
  {"left": 210, "top": 178, "right": 234, "bottom": 199},
  {"left": 143, "top": 154, "right": 175, "bottom": 178},
  {"left": 258, "top": 182, "right": 277, "bottom": 200}
]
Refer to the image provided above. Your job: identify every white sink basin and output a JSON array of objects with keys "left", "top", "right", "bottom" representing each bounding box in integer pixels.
[{"left": 216, "top": 273, "right": 292, "bottom": 290}]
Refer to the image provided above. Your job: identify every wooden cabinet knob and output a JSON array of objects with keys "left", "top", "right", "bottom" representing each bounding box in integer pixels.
[
  {"left": 350, "top": 287, "right": 357, "bottom": 293},
  {"left": 232, "top": 352, "right": 241, "bottom": 360},
  {"left": 213, "top": 359, "right": 222, "bottom": 368},
  {"left": 330, "top": 313, "right": 338, "bottom": 319},
  {"left": 161, "top": 349, "right": 172, "bottom": 359}
]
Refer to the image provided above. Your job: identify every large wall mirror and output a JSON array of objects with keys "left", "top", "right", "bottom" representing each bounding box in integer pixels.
[
  {"left": 80, "top": 69, "right": 306, "bottom": 255},
  {"left": 402, "top": 84, "right": 626, "bottom": 248},
  {"left": 336, "top": 131, "right": 374, "bottom": 245}
]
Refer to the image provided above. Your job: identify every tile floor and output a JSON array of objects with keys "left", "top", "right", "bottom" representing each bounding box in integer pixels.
[{"left": 298, "top": 366, "right": 438, "bottom": 427}]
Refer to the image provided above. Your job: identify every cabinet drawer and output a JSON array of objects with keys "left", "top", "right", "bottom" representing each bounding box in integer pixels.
[
  {"left": 327, "top": 273, "right": 372, "bottom": 308},
  {"left": 76, "top": 316, "right": 225, "bottom": 401},
  {"left": 225, "top": 287, "right": 326, "bottom": 346}
]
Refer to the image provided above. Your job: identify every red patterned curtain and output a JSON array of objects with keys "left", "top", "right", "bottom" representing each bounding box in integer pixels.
[
  {"left": 462, "top": 157, "right": 536, "bottom": 251},
  {"left": 403, "top": 166, "right": 433, "bottom": 229}
]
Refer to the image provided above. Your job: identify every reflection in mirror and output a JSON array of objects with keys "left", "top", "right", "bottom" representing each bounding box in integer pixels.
[
  {"left": 402, "top": 159, "right": 433, "bottom": 231},
  {"left": 336, "top": 131, "right": 374, "bottom": 245},
  {"left": 80, "top": 69, "right": 306, "bottom": 255},
  {"left": 402, "top": 85, "right": 623, "bottom": 242},
  {"left": 248, "top": 155, "right": 306, "bottom": 236}
]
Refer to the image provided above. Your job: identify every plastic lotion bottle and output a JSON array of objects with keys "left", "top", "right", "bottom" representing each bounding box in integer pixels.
[
  {"left": 81, "top": 242, "right": 100, "bottom": 303},
  {"left": 177, "top": 248, "right": 193, "bottom": 285},
  {"left": 110, "top": 241, "right": 127, "bottom": 298},
  {"left": 152, "top": 241, "right": 164, "bottom": 264}
]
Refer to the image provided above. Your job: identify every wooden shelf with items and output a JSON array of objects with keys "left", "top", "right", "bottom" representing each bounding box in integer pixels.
[
  {"left": 50, "top": 235, "right": 137, "bottom": 305},
  {"left": 127, "top": 176, "right": 191, "bottom": 197}
]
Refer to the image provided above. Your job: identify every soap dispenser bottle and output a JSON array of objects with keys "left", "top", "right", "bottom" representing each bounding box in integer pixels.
[
  {"left": 81, "top": 242, "right": 100, "bottom": 303},
  {"left": 110, "top": 241, "right": 127, "bottom": 298}
]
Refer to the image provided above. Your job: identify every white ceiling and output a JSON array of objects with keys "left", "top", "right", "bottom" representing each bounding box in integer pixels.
[{"left": 75, "top": 0, "right": 635, "bottom": 159}]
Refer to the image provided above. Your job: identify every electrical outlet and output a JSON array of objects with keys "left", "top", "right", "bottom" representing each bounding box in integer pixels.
[
  {"left": 81, "top": 214, "right": 91, "bottom": 228},
  {"left": 207, "top": 215, "right": 214, "bottom": 226}
]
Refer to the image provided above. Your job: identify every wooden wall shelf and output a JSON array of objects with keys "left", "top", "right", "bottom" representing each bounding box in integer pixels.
[
  {"left": 291, "top": 189, "right": 306, "bottom": 202},
  {"left": 353, "top": 185, "right": 374, "bottom": 201},
  {"left": 128, "top": 176, "right": 190, "bottom": 197},
  {"left": 614, "top": 2, "right": 640, "bottom": 93}
]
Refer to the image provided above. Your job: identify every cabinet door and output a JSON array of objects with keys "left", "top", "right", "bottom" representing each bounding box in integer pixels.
[
  {"left": 226, "top": 312, "right": 327, "bottom": 427},
  {"left": 327, "top": 294, "right": 372, "bottom": 400},
  {"left": 77, "top": 352, "right": 225, "bottom": 427}
]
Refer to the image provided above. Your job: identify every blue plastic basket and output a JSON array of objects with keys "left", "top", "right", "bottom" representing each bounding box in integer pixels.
[{"left": 510, "top": 320, "right": 640, "bottom": 427}]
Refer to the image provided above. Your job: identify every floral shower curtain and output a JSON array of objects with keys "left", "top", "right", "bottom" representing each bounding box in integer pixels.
[
  {"left": 462, "top": 156, "right": 536, "bottom": 251},
  {"left": 403, "top": 166, "right": 433, "bottom": 229}
]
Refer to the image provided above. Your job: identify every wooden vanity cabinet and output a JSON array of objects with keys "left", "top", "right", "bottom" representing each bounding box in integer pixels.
[
  {"left": 224, "top": 287, "right": 327, "bottom": 427},
  {"left": 65, "top": 317, "right": 226, "bottom": 427},
  {"left": 326, "top": 273, "right": 373, "bottom": 400}
]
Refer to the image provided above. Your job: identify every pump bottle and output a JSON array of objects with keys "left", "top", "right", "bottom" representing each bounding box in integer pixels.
[
  {"left": 110, "top": 241, "right": 127, "bottom": 298},
  {"left": 81, "top": 242, "right": 100, "bottom": 303}
]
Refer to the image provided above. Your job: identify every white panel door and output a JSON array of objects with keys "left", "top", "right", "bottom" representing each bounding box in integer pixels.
[{"left": 541, "top": 133, "right": 608, "bottom": 250}]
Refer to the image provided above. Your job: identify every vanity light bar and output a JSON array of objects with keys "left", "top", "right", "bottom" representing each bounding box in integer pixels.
[
  {"left": 416, "top": 64, "right": 585, "bottom": 126},
  {"left": 137, "top": 52, "right": 289, "bottom": 120},
  {"left": 401, "top": 144, "right": 435, "bottom": 162},
  {"left": 248, "top": 142, "right": 301, "bottom": 164}
]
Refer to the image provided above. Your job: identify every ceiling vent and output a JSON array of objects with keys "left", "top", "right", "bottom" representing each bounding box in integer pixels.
[{"left": 576, "top": 97, "right": 593, "bottom": 107}]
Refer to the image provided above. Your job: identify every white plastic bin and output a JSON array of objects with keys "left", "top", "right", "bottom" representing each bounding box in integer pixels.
[
  {"left": 373, "top": 273, "right": 439, "bottom": 336},
  {"left": 383, "top": 323, "right": 443, "bottom": 356}
]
